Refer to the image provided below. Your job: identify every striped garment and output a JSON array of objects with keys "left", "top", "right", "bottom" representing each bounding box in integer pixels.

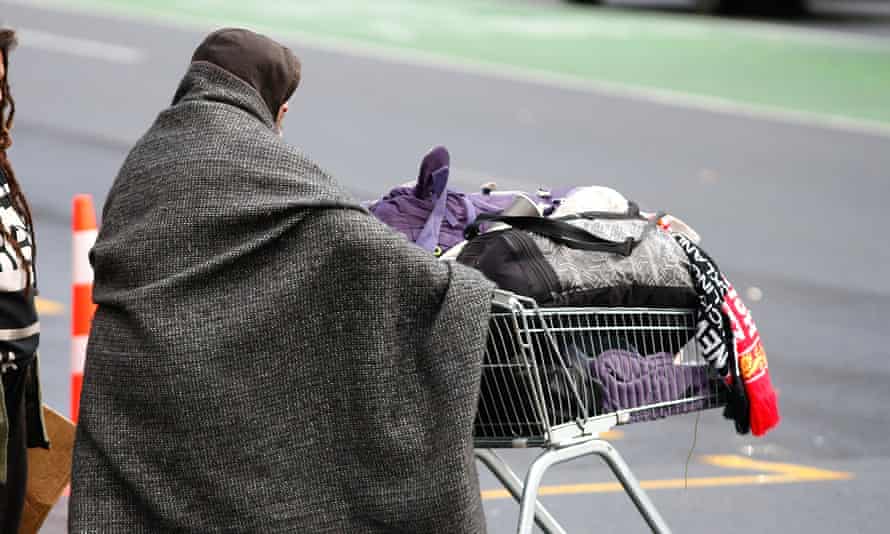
[{"left": 0, "top": 167, "right": 38, "bottom": 375}]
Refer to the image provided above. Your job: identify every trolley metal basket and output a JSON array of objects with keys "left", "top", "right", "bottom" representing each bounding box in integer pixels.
[{"left": 474, "top": 290, "right": 728, "bottom": 534}]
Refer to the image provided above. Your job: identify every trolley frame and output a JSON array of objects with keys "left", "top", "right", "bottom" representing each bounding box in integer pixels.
[{"left": 474, "top": 290, "right": 727, "bottom": 534}]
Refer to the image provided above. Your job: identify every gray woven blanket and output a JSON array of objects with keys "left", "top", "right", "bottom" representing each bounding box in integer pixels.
[{"left": 69, "top": 62, "right": 494, "bottom": 533}]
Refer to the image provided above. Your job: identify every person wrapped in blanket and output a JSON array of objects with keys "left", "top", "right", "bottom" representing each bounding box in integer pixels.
[{"left": 69, "top": 29, "right": 496, "bottom": 534}]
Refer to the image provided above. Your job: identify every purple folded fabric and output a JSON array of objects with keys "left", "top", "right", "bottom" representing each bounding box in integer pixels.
[
  {"left": 367, "top": 146, "right": 514, "bottom": 253},
  {"left": 591, "top": 349, "right": 712, "bottom": 422},
  {"left": 367, "top": 145, "right": 577, "bottom": 254},
  {"left": 371, "top": 186, "right": 515, "bottom": 252}
]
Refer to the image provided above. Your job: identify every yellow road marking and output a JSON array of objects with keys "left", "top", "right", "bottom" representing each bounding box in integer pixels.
[
  {"left": 36, "top": 297, "right": 65, "bottom": 316},
  {"left": 480, "top": 455, "right": 852, "bottom": 500},
  {"left": 702, "top": 455, "right": 853, "bottom": 481},
  {"left": 598, "top": 430, "right": 624, "bottom": 440}
]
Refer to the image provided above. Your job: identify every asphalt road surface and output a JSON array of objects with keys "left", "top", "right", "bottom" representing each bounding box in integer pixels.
[{"left": 1, "top": 0, "right": 888, "bottom": 532}]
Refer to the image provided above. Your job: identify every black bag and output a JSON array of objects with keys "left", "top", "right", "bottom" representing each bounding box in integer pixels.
[{"left": 457, "top": 203, "right": 697, "bottom": 308}]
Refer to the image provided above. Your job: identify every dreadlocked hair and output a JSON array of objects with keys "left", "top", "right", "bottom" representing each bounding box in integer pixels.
[
  {"left": 0, "top": 28, "right": 36, "bottom": 295},
  {"left": 0, "top": 28, "right": 15, "bottom": 151}
]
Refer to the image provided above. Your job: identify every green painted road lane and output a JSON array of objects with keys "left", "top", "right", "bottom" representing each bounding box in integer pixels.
[{"left": 25, "top": 0, "right": 890, "bottom": 128}]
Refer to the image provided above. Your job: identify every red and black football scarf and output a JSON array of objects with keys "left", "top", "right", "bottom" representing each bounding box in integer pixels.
[
  {"left": 673, "top": 233, "right": 731, "bottom": 375},
  {"left": 674, "top": 233, "right": 780, "bottom": 436}
]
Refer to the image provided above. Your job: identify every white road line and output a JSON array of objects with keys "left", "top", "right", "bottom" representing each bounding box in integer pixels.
[
  {"left": 5, "top": 0, "right": 890, "bottom": 138},
  {"left": 119, "top": 10, "right": 890, "bottom": 139},
  {"left": 16, "top": 27, "right": 144, "bottom": 64},
  {"left": 268, "top": 29, "right": 890, "bottom": 140}
]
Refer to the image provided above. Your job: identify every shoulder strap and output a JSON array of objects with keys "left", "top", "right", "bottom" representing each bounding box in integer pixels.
[{"left": 465, "top": 204, "right": 664, "bottom": 257}]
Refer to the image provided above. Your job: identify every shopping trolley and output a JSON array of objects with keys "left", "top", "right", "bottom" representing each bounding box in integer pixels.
[{"left": 474, "top": 290, "right": 728, "bottom": 534}]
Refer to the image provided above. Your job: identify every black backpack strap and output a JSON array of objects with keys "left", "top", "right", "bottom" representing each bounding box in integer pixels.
[{"left": 465, "top": 204, "right": 664, "bottom": 258}]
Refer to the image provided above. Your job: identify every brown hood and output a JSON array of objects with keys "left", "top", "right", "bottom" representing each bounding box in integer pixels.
[{"left": 190, "top": 28, "right": 301, "bottom": 118}]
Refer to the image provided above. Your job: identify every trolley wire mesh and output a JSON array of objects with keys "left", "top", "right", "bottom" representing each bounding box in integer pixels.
[{"left": 474, "top": 292, "right": 727, "bottom": 447}]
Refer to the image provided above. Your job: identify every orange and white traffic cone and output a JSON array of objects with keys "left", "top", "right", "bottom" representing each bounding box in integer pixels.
[{"left": 71, "top": 194, "right": 97, "bottom": 423}]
